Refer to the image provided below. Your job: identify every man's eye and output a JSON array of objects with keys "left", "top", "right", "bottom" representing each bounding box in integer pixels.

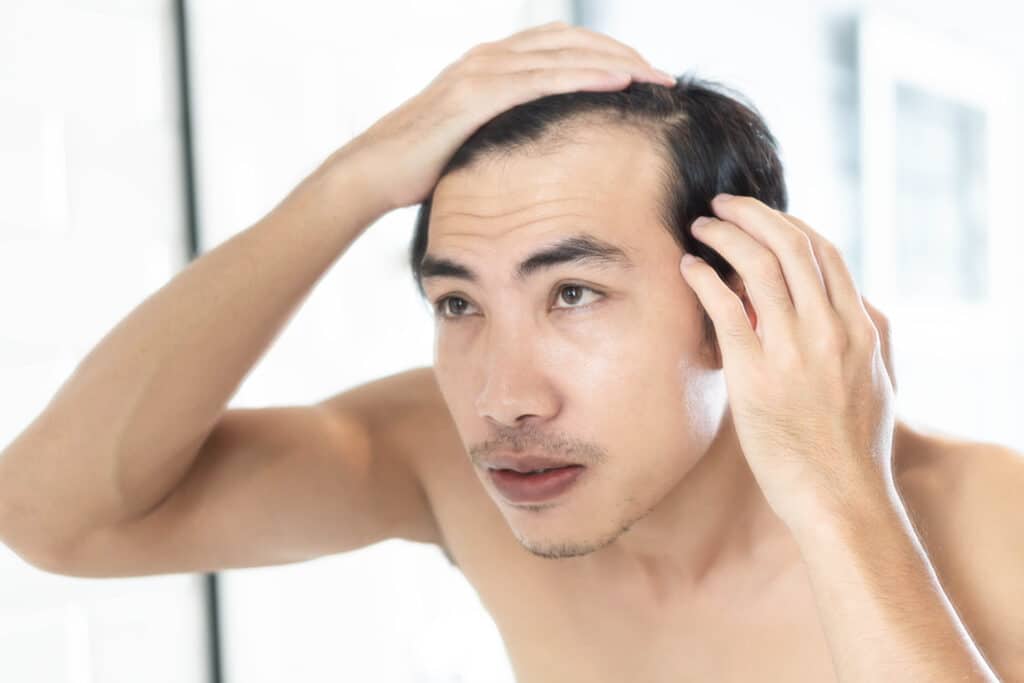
[
  {"left": 434, "top": 296, "right": 476, "bottom": 319},
  {"left": 433, "top": 284, "right": 603, "bottom": 321},
  {"left": 553, "top": 284, "right": 602, "bottom": 309}
]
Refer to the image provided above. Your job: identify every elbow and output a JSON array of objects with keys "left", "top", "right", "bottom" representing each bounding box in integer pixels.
[
  {"left": 0, "top": 501, "right": 79, "bottom": 576},
  {"left": 0, "top": 534, "right": 77, "bottom": 576}
]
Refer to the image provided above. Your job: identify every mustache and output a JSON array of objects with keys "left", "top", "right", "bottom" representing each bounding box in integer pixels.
[{"left": 468, "top": 426, "right": 607, "bottom": 465}]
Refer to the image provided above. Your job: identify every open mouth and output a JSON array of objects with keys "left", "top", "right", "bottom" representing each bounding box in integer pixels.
[
  {"left": 499, "top": 466, "right": 574, "bottom": 475},
  {"left": 488, "top": 465, "right": 586, "bottom": 503}
]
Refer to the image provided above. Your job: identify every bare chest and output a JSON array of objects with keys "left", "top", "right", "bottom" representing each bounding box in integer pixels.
[
  {"left": 425, "top": 466, "right": 838, "bottom": 682},
  {"left": 487, "top": 569, "right": 840, "bottom": 683},
  {"left": 416, "top": 418, "right": 974, "bottom": 682}
]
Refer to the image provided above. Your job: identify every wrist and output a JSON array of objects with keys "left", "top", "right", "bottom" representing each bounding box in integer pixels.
[
  {"left": 260, "top": 147, "right": 393, "bottom": 258},
  {"left": 788, "top": 475, "right": 901, "bottom": 553},
  {"left": 321, "top": 144, "right": 397, "bottom": 217}
]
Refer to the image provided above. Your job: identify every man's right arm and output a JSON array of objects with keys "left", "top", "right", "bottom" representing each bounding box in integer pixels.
[
  {"left": 0, "top": 152, "right": 395, "bottom": 572},
  {"left": 0, "top": 21, "right": 669, "bottom": 575},
  {"left": 2, "top": 366, "right": 451, "bottom": 578}
]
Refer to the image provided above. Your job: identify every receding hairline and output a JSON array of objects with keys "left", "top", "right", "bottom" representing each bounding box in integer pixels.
[
  {"left": 420, "top": 112, "right": 683, "bottom": 279},
  {"left": 452, "top": 109, "right": 679, "bottom": 170}
]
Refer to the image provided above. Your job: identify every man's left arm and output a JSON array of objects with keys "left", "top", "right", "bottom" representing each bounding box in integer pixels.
[
  {"left": 787, "top": 445, "right": 1021, "bottom": 682},
  {"left": 680, "top": 195, "right": 1016, "bottom": 682}
]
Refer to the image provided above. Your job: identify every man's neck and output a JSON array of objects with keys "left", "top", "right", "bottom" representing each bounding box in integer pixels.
[{"left": 590, "top": 408, "right": 799, "bottom": 603}]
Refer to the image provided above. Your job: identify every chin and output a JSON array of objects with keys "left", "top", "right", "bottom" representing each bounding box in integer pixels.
[{"left": 508, "top": 518, "right": 629, "bottom": 561}]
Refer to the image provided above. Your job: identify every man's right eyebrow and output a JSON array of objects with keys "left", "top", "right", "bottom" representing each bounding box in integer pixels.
[
  {"left": 419, "top": 233, "right": 635, "bottom": 286},
  {"left": 419, "top": 256, "right": 479, "bottom": 283}
]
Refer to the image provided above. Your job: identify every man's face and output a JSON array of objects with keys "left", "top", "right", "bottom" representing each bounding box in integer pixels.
[{"left": 421, "top": 121, "right": 729, "bottom": 560}]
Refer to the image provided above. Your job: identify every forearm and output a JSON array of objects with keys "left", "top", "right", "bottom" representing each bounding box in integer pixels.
[
  {"left": 791, "top": 480, "right": 1000, "bottom": 682},
  {"left": 0, "top": 150, "right": 389, "bottom": 548}
]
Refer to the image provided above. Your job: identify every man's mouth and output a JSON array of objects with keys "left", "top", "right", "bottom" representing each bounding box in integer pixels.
[
  {"left": 488, "top": 464, "right": 587, "bottom": 503},
  {"left": 485, "top": 454, "right": 583, "bottom": 473}
]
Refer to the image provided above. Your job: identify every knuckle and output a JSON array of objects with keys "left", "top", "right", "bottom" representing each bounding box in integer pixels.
[
  {"left": 534, "top": 20, "right": 570, "bottom": 35},
  {"left": 854, "top": 312, "right": 881, "bottom": 342},
  {"left": 627, "top": 46, "right": 648, "bottom": 63},
  {"left": 455, "top": 54, "right": 483, "bottom": 75},
  {"left": 820, "top": 240, "right": 843, "bottom": 264},
  {"left": 815, "top": 323, "right": 848, "bottom": 355},
  {"left": 754, "top": 251, "right": 782, "bottom": 283},
  {"left": 463, "top": 42, "right": 491, "bottom": 59},
  {"left": 787, "top": 229, "right": 813, "bottom": 254},
  {"left": 521, "top": 67, "right": 550, "bottom": 92},
  {"left": 868, "top": 303, "right": 889, "bottom": 328},
  {"left": 446, "top": 76, "right": 477, "bottom": 105},
  {"left": 870, "top": 312, "right": 889, "bottom": 335},
  {"left": 859, "top": 321, "right": 881, "bottom": 348},
  {"left": 777, "top": 344, "right": 803, "bottom": 372}
]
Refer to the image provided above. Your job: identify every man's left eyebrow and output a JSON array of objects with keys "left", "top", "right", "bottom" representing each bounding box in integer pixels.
[{"left": 420, "top": 233, "right": 636, "bottom": 285}]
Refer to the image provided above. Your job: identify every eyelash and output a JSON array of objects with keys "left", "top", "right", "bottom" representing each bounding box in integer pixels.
[{"left": 432, "top": 283, "right": 604, "bottom": 321}]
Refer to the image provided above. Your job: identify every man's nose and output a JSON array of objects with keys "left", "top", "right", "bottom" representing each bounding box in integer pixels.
[{"left": 474, "top": 334, "right": 559, "bottom": 428}]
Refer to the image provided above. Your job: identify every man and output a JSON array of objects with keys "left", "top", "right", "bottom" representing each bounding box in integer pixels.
[{"left": 0, "top": 21, "right": 1019, "bottom": 682}]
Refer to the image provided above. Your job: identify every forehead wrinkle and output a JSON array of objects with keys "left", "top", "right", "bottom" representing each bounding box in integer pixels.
[
  {"left": 430, "top": 195, "right": 604, "bottom": 224},
  {"left": 439, "top": 212, "right": 599, "bottom": 241}
]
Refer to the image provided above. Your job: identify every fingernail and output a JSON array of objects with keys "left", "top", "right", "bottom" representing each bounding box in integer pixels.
[
  {"left": 656, "top": 69, "right": 676, "bottom": 83},
  {"left": 680, "top": 253, "right": 699, "bottom": 267},
  {"left": 692, "top": 216, "right": 713, "bottom": 229},
  {"left": 715, "top": 193, "right": 735, "bottom": 202}
]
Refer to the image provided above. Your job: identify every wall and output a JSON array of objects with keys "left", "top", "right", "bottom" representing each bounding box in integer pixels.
[{"left": 0, "top": 1, "right": 209, "bottom": 681}]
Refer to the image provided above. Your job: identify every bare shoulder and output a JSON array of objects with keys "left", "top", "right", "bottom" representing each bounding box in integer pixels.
[
  {"left": 893, "top": 421, "right": 1024, "bottom": 680},
  {"left": 318, "top": 366, "right": 463, "bottom": 562}
]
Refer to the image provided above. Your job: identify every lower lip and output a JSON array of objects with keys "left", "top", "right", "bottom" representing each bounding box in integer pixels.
[{"left": 487, "top": 465, "right": 586, "bottom": 504}]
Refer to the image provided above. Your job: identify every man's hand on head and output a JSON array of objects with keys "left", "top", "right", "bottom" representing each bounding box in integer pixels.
[
  {"left": 783, "top": 213, "right": 898, "bottom": 397},
  {"left": 333, "top": 21, "right": 677, "bottom": 213},
  {"left": 678, "top": 195, "right": 898, "bottom": 532}
]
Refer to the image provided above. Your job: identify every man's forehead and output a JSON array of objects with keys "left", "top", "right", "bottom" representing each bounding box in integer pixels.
[
  {"left": 429, "top": 122, "right": 666, "bottom": 236},
  {"left": 421, "top": 123, "right": 670, "bottom": 286},
  {"left": 427, "top": 176, "right": 640, "bottom": 261}
]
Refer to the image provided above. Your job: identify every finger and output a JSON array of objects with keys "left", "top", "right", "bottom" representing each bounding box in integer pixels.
[
  {"left": 860, "top": 295, "right": 897, "bottom": 394},
  {"left": 503, "top": 22, "right": 653, "bottom": 68},
  {"left": 679, "top": 254, "right": 761, "bottom": 363},
  {"left": 499, "top": 67, "right": 638, "bottom": 104},
  {"left": 779, "top": 211, "right": 832, "bottom": 302},
  {"left": 709, "top": 195, "right": 835, "bottom": 325},
  {"left": 499, "top": 24, "right": 677, "bottom": 86},
  {"left": 780, "top": 211, "right": 872, "bottom": 335},
  {"left": 689, "top": 216, "right": 797, "bottom": 344},
  {"left": 468, "top": 47, "right": 674, "bottom": 86}
]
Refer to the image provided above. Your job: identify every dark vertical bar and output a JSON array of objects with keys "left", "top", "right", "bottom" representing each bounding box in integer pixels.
[
  {"left": 200, "top": 572, "right": 225, "bottom": 683},
  {"left": 171, "top": 1, "right": 221, "bottom": 682},
  {"left": 173, "top": 0, "right": 201, "bottom": 258}
]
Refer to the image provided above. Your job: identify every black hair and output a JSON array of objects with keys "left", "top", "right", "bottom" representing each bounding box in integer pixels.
[{"left": 409, "top": 72, "right": 787, "bottom": 353}]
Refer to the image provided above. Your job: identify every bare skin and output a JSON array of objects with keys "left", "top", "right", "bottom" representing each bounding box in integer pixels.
[
  {"left": 381, "top": 123, "right": 1020, "bottom": 680},
  {"left": 335, "top": 363, "right": 1019, "bottom": 683},
  {"left": 1, "top": 21, "right": 1020, "bottom": 682}
]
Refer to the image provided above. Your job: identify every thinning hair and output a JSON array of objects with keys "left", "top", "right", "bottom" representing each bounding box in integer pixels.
[{"left": 409, "top": 73, "right": 788, "bottom": 352}]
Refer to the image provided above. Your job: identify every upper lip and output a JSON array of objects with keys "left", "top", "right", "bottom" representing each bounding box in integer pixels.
[{"left": 485, "top": 454, "right": 583, "bottom": 472}]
